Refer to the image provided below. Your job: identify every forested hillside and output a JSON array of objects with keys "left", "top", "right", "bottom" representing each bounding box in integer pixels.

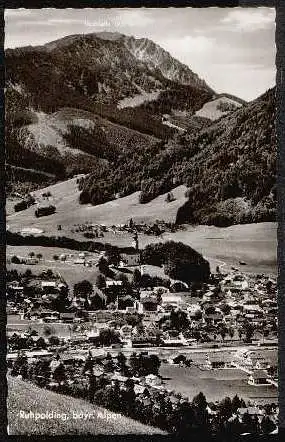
[
  {"left": 5, "top": 32, "right": 215, "bottom": 194},
  {"left": 79, "top": 87, "right": 276, "bottom": 225}
]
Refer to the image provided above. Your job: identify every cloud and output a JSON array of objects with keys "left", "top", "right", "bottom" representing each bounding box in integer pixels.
[
  {"left": 161, "top": 35, "right": 215, "bottom": 59},
  {"left": 114, "top": 9, "right": 154, "bottom": 28},
  {"left": 221, "top": 8, "right": 275, "bottom": 32},
  {"left": 5, "top": 9, "right": 33, "bottom": 18}
]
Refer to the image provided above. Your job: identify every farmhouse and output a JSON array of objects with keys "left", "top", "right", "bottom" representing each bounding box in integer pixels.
[
  {"left": 120, "top": 251, "right": 140, "bottom": 267},
  {"left": 205, "top": 353, "right": 233, "bottom": 369},
  {"left": 248, "top": 370, "right": 269, "bottom": 385}
]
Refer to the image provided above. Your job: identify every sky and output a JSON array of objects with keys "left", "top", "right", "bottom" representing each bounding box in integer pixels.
[{"left": 5, "top": 7, "right": 276, "bottom": 101}]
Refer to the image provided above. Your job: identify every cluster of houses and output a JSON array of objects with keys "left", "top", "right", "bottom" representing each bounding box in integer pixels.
[{"left": 8, "top": 344, "right": 278, "bottom": 435}]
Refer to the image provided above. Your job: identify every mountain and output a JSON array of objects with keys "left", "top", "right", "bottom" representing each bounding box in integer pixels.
[
  {"left": 6, "top": 32, "right": 218, "bottom": 194},
  {"left": 6, "top": 32, "right": 270, "bottom": 228},
  {"left": 79, "top": 87, "right": 276, "bottom": 225}
]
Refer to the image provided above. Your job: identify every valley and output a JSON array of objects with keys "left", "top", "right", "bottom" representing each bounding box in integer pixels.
[
  {"left": 7, "top": 174, "right": 277, "bottom": 275},
  {"left": 5, "top": 25, "right": 277, "bottom": 438}
]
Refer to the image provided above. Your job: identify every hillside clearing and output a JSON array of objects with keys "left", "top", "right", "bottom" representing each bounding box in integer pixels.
[
  {"left": 7, "top": 179, "right": 189, "bottom": 230},
  {"left": 195, "top": 96, "right": 242, "bottom": 121},
  {"left": 6, "top": 178, "right": 277, "bottom": 275},
  {"left": 8, "top": 376, "right": 165, "bottom": 435}
]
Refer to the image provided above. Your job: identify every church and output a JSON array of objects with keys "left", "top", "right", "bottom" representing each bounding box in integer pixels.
[{"left": 119, "top": 232, "right": 141, "bottom": 267}]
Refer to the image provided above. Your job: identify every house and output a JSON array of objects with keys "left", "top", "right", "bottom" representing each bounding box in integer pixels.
[
  {"left": 25, "top": 257, "right": 39, "bottom": 265},
  {"left": 120, "top": 251, "right": 140, "bottom": 267},
  {"left": 153, "top": 286, "right": 170, "bottom": 296},
  {"left": 41, "top": 281, "right": 58, "bottom": 294},
  {"left": 136, "top": 297, "right": 158, "bottom": 313},
  {"left": 161, "top": 294, "right": 183, "bottom": 308},
  {"left": 87, "top": 328, "right": 100, "bottom": 342},
  {"left": 203, "top": 311, "right": 223, "bottom": 325},
  {"left": 205, "top": 353, "right": 233, "bottom": 369},
  {"left": 237, "top": 407, "right": 265, "bottom": 423},
  {"left": 161, "top": 337, "right": 186, "bottom": 347},
  {"left": 170, "top": 281, "right": 189, "bottom": 292},
  {"left": 59, "top": 312, "right": 75, "bottom": 322},
  {"left": 110, "top": 373, "right": 129, "bottom": 386},
  {"left": 120, "top": 325, "right": 133, "bottom": 340},
  {"left": 74, "top": 258, "right": 85, "bottom": 265},
  {"left": 248, "top": 369, "right": 269, "bottom": 385},
  {"left": 134, "top": 384, "right": 148, "bottom": 395},
  {"left": 145, "top": 374, "right": 162, "bottom": 387},
  {"left": 106, "top": 280, "right": 123, "bottom": 288},
  {"left": 235, "top": 349, "right": 277, "bottom": 371}
]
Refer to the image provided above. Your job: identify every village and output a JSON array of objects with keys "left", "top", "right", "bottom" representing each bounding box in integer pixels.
[{"left": 6, "top": 223, "right": 278, "bottom": 436}]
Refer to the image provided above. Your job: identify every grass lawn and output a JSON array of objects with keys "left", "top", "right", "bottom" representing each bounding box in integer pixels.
[
  {"left": 8, "top": 375, "right": 165, "bottom": 435},
  {"left": 160, "top": 363, "right": 278, "bottom": 404},
  {"left": 7, "top": 244, "right": 101, "bottom": 290}
]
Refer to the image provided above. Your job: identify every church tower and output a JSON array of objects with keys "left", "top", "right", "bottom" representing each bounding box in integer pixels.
[{"left": 132, "top": 232, "right": 139, "bottom": 251}]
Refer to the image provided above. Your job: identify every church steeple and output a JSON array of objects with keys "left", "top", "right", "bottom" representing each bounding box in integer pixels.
[{"left": 132, "top": 232, "right": 139, "bottom": 251}]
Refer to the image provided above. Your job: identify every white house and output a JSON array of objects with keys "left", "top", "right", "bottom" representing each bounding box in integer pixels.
[{"left": 248, "top": 370, "right": 269, "bottom": 385}]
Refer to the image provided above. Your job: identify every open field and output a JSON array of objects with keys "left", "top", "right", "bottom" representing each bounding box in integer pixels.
[
  {"left": 195, "top": 96, "right": 242, "bottom": 121},
  {"left": 7, "top": 244, "right": 101, "bottom": 289},
  {"left": 7, "top": 315, "right": 76, "bottom": 338},
  {"left": 159, "top": 363, "right": 278, "bottom": 405},
  {"left": 7, "top": 179, "right": 188, "bottom": 229},
  {"left": 7, "top": 176, "right": 277, "bottom": 275},
  {"left": 8, "top": 376, "right": 165, "bottom": 435}
]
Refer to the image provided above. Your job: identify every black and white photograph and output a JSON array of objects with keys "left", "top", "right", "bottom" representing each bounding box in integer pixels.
[{"left": 4, "top": 6, "right": 278, "bottom": 437}]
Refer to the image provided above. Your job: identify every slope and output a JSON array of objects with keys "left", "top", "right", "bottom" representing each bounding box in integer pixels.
[
  {"left": 7, "top": 176, "right": 189, "bottom": 234},
  {"left": 79, "top": 87, "right": 275, "bottom": 226},
  {"left": 5, "top": 32, "right": 217, "bottom": 193},
  {"left": 8, "top": 375, "right": 165, "bottom": 435}
]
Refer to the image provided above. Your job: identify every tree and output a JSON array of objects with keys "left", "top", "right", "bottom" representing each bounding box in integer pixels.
[
  {"left": 232, "top": 394, "right": 243, "bottom": 412},
  {"left": 74, "top": 280, "right": 93, "bottom": 298},
  {"left": 90, "top": 293, "right": 105, "bottom": 310},
  {"left": 53, "top": 254, "right": 59, "bottom": 261},
  {"left": 98, "top": 256, "right": 110, "bottom": 275},
  {"left": 192, "top": 391, "right": 208, "bottom": 427},
  {"left": 83, "top": 352, "right": 94, "bottom": 376},
  {"left": 43, "top": 325, "right": 56, "bottom": 337},
  {"left": 169, "top": 309, "right": 189, "bottom": 331},
  {"left": 53, "top": 362, "right": 66, "bottom": 384},
  {"left": 99, "top": 328, "right": 120, "bottom": 346},
  {"left": 36, "top": 253, "right": 43, "bottom": 260},
  {"left": 218, "top": 397, "right": 232, "bottom": 419},
  {"left": 244, "top": 321, "right": 254, "bottom": 343},
  {"left": 238, "top": 328, "right": 243, "bottom": 341},
  {"left": 105, "top": 246, "right": 120, "bottom": 267},
  {"left": 23, "top": 268, "right": 32, "bottom": 279},
  {"left": 132, "top": 268, "right": 141, "bottom": 287},
  {"left": 220, "top": 326, "right": 227, "bottom": 342},
  {"left": 117, "top": 352, "right": 127, "bottom": 373},
  {"left": 45, "top": 269, "right": 53, "bottom": 279},
  {"left": 147, "top": 354, "right": 161, "bottom": 375},
  {"left": 28, "top": 252, "right": 35, "bottom": 258},
  {"left": 49, "top": 335, "right": 60, "bottom": 346},
  {"left": 11, "top": 351, "right": 28, "bottom": 377},
  {"left": 96, "top": 274, "right": 106, "bottom": 289},
  {"left": 36, "top": 337, "right": 47, "bottom": 349},
  {"left": 193, "top": 392, "right": 207, "bottom": 409},
  {"left": 228, "top": 328, "right": 235, "bottom": 341},
  {"left": 11, "top": 255, "right": 20, "bottom": 264},
  {"left": 260, "top": 416, "right": 275, "bottom": 434}
]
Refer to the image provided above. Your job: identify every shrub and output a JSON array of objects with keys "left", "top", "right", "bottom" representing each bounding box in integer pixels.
[{"left": 11, "top": 255, "right": 20, "bottom": 264}]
